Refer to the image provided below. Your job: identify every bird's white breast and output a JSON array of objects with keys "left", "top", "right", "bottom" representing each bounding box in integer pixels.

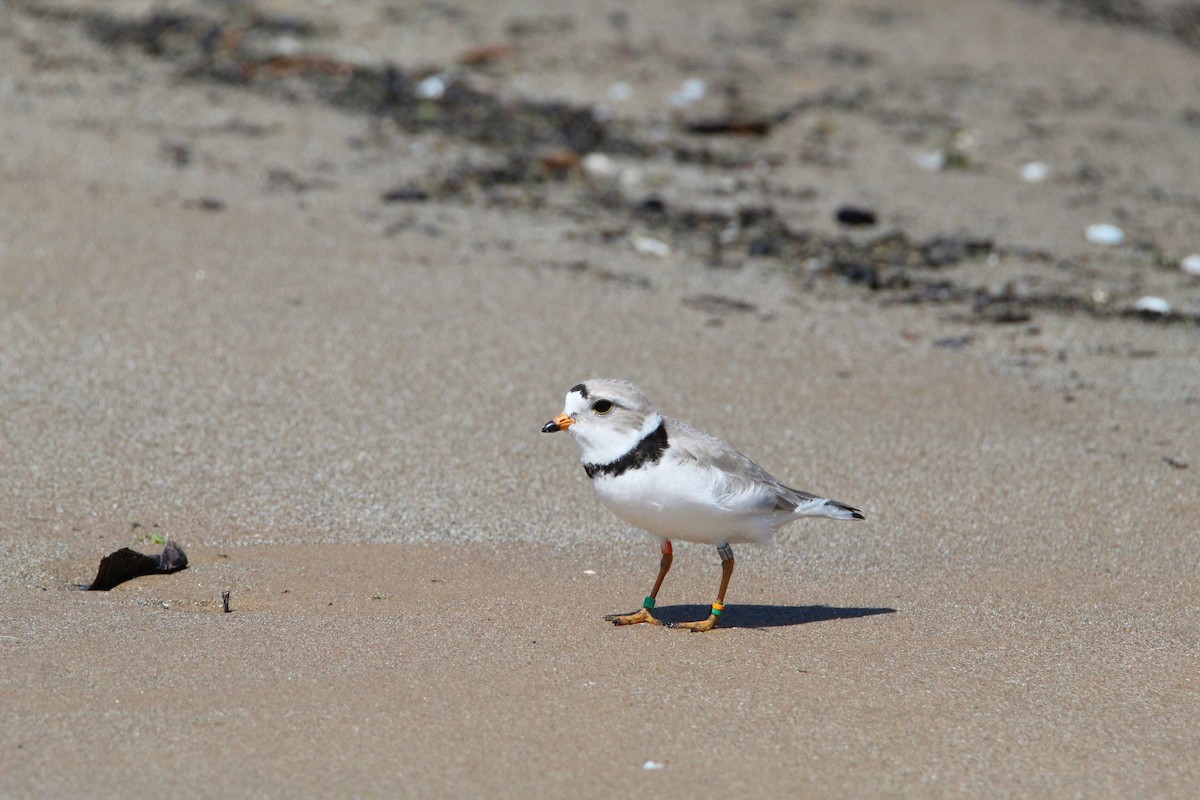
[{"left": 589, "top": 457, "right": 777, "bottom": 545}]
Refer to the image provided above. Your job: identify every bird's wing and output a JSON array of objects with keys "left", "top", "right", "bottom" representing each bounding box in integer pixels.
[{"left": 664, "top": 418, "right": 806, "bottom": 513}]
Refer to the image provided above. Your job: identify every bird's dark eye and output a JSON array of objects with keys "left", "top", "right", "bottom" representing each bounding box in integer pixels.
[{"left": 592, "top": 399, "right": 614, "bottom": 415}]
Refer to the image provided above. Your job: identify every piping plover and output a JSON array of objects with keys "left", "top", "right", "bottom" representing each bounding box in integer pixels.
[{"left": 542, "top": 379, "right": 865, "bottom": 631}]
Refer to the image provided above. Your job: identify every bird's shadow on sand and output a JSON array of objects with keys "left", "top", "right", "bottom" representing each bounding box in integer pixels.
[{"left": 649, "top": 603, "right": 897, "bottom": 630}]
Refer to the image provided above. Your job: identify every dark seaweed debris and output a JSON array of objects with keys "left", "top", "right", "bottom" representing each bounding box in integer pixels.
[
  {"left": 88, "top": 542, "right": 188, "bottom": 591},
  {"left": 1019, "top": 0, "right": 1200, "bottom": 50},
  {"left": 630, "top": 199, "right": 1200, "bottom": 325},
  {"left": 68, "top": 4, "right": 623, "bottom": 157},
  {"left": 35, "top": 1, "right": 1199, "bottom": 329}
]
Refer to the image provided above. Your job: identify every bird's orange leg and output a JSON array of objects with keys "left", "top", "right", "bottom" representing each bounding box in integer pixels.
[
  {"left": 605, "top": 540, "right": 673, "bottom": 626},
  {"left": 671, "top": 542, "right": 734, "bottom": 632}
]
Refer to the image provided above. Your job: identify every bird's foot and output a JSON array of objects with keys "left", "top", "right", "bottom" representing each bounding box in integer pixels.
[
  {"left": 668, "top": 614, "right": 720, "bottom": 633},
  {"left": 604, "top": 607, "right": 663, "bottom": 626}
]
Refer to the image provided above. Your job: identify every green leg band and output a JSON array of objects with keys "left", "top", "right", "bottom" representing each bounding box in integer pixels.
[
  {"left": 711, "top": 605, "right": 723, "bottom": 616},
  {"left": 643, "top": 595, "right": 656, "bottom": 610}
]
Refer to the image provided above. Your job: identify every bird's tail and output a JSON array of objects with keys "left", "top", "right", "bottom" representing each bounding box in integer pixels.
[{"left": 795, "top": 497, "right": 866, "bottom": 521}]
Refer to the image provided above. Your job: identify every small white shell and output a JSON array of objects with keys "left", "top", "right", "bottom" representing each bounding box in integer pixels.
[
  {"left": 912, "top": 150, "right": 946, "bottom": 172},
  {"left": 669, "top": 78, "right": 707, "bottom": 108},
  {"left": 1132, "top": 296, "right": 1170, "bottom": 314},
  {"left": 582, "top": 153, "right": 619, "bottom": 180},
  {"left": 416, "top": 75, "right": 447, "bottom": 100},
  {"left": 632, "top": 234, "right": 671, "bottom": 258},
  {"left": 608, "top": 82, "right": 633, "bottom": 103},
  {"left": 1086, "top": 224, "right": 1124, "bottom": 245},
  {"left": 1020, "top": 161, "right": 1048, "bottom": 182}
]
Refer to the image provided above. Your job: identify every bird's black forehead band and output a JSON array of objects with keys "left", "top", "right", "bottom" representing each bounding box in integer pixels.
[{"left": 570, "top": 383, "right": 589, "bottom": 399}]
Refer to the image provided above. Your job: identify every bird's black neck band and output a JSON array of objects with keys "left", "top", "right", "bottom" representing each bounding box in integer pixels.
[{"left": 584, "top": 419, "right": 669, "bottom": 479}]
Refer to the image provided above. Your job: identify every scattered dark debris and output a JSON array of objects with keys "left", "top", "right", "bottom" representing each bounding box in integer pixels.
[
  {"left": 185, "top": 197, "right": 226, "bottom": 211},
  {"left": 436, "top": 154, "right": 564, "bottom": 195},
  {"left": 972, "top": 298, "right": 1034, "bottom": 325},
  {"left": 835, "top": 205, "right": 877, "bottom": 227},
  {"left": 457, "top": 43, "right": 517, "bottom": 66},
  {"left": 793, "top": 231, "right": 994, "bottom": 283},
  {"left": 241, "top": 53, "right": 353, "bottom": 81},
  {"left": 266, "top": 168, "right": 335, "bottom": 193},
  {"left": 505, "top": 15, "right": 575, "bottom": 38},
  {"left": 822, "top": 44, "right": 874, "bottom": 68},
  {"left": 683, "top": 293, "right": 758, "bottom": 315},
  {"left": 1029, "top": 0, "right": 1200, "bottom": 51},
  {"left": 933, "top": 334, "right": 974, "bottom": 350},
  {"left": 160, "top": 140, "right": 192, "bottom": 167},
  {"left": 221, "top": 589, "right": 232, "bottom": 612},
  {"left": 1163, "top": 455, "right": 1189, "bottom": 470},
  {"left": 30, "top": 2, "right": 1199, "bottom": 332},
  {"left": 217, "top": 118, "right": 275, "bottom": 138},
  {"left": 539, "top": 146, "right": 582, "bottom": 173},
  {"left": 898, "top": 281, "right": 960, "bottom": 304},
  {"left": 88, "top": 541, "right": 188, "bottom": 591},
  {"left": 684, "top": 118, "right": 772, "bottom": 137},
  {"left": 548, "top": 260, "right": 651, "bottom": 289},
  {"left": 634, "top": 196, "right": 668, "bottom": 223},
  {"left": 383, "top": 216, "right": 443, "bottom": 238},
  {"left": 922, "top": 237, "right": 994, "bottom": 266},
  {"left": 644, "top": 208, "right": 1199, "bottom": 325},
  {"left": 381, "top": 186, "right": 429, "bottom": 203},
  {"left": 68, "top": 5, "right": 624, "bottom": 156},
  {"left": 79, "top": 7, "right": 319, "bottom": 60}
]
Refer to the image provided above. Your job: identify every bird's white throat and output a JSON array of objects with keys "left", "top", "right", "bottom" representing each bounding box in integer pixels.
[{"left": 572, "top": 412, "right": 664, "bottom": 467}]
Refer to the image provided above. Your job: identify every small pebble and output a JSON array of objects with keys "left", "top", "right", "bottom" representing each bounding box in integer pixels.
[
  {"left": 643, "top": 760, "right": 665, "bottom": 771},
  {"left": 1180, "top": 254, "right": 1200, "bottom": 276},
  {"left": 382, "top": 187, "right": 429, "bottom": 203},
  {"left": 583, "top": 569, "right": 597, "bottom": 576},
  {"left": 835, "top": 205, "right": 877, "bottom": 227},
  {"left": 1132, "top": 296, "right": 1170, "bottom": 315},
  {"left": 1020, "top": 161, "right": 1048, "bottom": 182},
  {"left": 1086, "top": 224, "right": 1124, "bottom": 245},
  {"left": 933, "top": 334, "right": 973, "bottom": 350}
]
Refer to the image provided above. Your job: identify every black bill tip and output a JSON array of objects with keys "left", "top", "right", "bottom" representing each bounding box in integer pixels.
[{"left": 541, "top": 420, "right": 561, "bottom": 433}]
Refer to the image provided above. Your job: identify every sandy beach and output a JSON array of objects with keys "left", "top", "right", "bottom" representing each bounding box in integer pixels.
[{"left": 2, "top": 1, "right": 1198, "bottom": 796}]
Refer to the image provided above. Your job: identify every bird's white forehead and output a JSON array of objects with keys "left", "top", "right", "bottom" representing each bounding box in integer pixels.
[{"left": 564, "top": 386, "right": 589, "bottom": 415}]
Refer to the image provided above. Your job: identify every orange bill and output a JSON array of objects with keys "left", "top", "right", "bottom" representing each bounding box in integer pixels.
[{"left": 541, "top": 412, "right": 574, "bottom": 432}]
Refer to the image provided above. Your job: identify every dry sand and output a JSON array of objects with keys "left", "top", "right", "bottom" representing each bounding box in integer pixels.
[{"left": 2, "top": 1, "right": 1198, "bottom": 797}]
